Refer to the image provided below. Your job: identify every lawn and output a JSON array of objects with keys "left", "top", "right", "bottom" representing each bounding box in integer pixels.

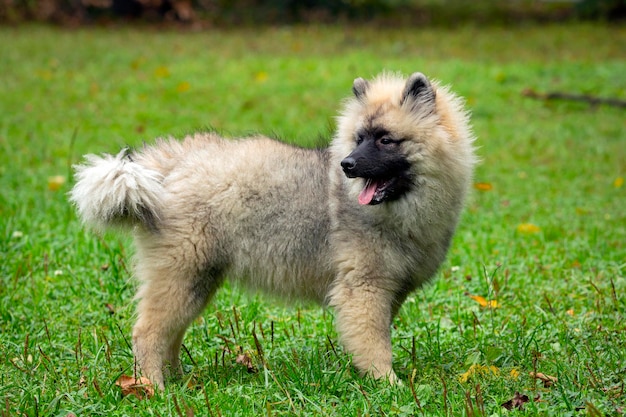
[{"left": 0, "top": 23, "right": 624, "bottom": 416}]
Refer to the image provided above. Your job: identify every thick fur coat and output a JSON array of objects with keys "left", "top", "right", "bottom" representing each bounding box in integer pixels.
[{"left": 70, "top": 72, "right": 476, "bottom": 387}]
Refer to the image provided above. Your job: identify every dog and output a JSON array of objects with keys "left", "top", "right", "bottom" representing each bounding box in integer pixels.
[{"left": 70, "top": 72, "right": 476, "bottom": 388}]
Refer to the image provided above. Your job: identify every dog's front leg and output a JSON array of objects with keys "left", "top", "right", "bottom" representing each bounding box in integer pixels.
[{"left": 327, "top": 279, "right": 399, "bottom": 384}]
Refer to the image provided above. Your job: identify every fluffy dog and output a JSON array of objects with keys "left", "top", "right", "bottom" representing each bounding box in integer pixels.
[{"left": 70, "top": 72, "right": 476, "bottom": 388}]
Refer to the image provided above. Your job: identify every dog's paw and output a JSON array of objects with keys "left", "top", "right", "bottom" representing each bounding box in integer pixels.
[{"left": 386, "top": 371, "right": 403, "bottom": 386}]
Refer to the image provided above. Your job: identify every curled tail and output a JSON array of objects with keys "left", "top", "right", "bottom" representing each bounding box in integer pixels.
[{"left": 70, "top": 149, "right": 164, "bottom": 232}]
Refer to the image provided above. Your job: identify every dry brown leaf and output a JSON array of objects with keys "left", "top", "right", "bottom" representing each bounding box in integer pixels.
[
  {"left": 530, "top": 371, "right": 558, "bottom": 387},
  {"left": 104, "top": 303, "right": 116, "bottom": 315},
  {"left": 501, "top": 392, "right": 530, "bottom": 410},
  {"left": 236, "top": 353, "right": 257, "bottom": 373},
  {"left": 501, "top": 392, "right": 541, "bottom": 410},
  {"left": 115, "top": 375, "right": 154, "bottom": 399},
  {"left": 79, "top": 374, "right": 88, "bottom": 398}
]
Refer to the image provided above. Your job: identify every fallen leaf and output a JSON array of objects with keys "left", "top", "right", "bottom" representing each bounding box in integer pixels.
[
  {"left": 176, "top": 81, "right": 190, "bottom": 92},
  {"left": 254, "top": 71, "right": 268, "bottom": 83},
  {"left": 473, "top": 182, "right": 493, "bottom": 191},
  {"left": 468, "top": 294, "right": 499, "bottom": 309},
  {"left": 501, "top": 392, "right": 530, "bottom": 410},
  {"left": 154, "top": 66, "right": 170, "bottom": 78},
  {"left": 131, "top": 57, "right": 145, "bottom": 70},
  {"left": 104, "top": 303, "right": 116, "bottom": 315},
  {"left": 37, "top": 69, "right": 53, "bottom": 80},
  {"left": 575, "top": 207, "right": 589, "bottom": 215},
  {"left": 509, "top": 368, "right": 520, "bottom": 379},
  {"left": 530, "top": 371, "right": 557, "bottom": 387},
  {"left": 459, "top": 364, "right": 499, "bottom": 383},
  {"left": 47, "top": 175, "right": 66, "bottom": 191},
  {"left": 79, "top": 373, "right": 88, "bottom": 398},
  {"left": 115, "top": 375, "right": 154, "bottom": 399},
  {"left": 79, "top": 374, "right": 87, "bottom": 388},
  {"left": 236, "top": 353, "right": 257, "bottom": 373},
  {"left": 517, "top": 223, "right": 541, "bottom": 234}
]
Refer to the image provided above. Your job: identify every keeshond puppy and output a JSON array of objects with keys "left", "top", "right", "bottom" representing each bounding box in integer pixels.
[{"left": 71, "top": 72, "right": 476, "bottom": 388}]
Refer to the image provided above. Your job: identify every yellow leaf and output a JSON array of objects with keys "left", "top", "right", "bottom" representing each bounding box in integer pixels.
[
  {"left": 176, "top": 81, "right": 190, "bottom": 92},
  {"left": 459, "top": 364, "right": 499, "bottom": 383},
  {"left": 469, "top": 294, "right": 488, "bottom": 307},
  {"left": 473, "top": 182, "right": 493, "bottom": 191},
  {"left": 510, "top": 368, "right": 520, "bottom": 379},
  {"left": 37, "top": 69, "right": 53, "bottom": 80},
  {"left": 468, "top": 294, "right": 499, "bottom": 309},
  {"left": 614, "top": 177, "right": 624, "bottom": 188},
  {"left": 47, "top": 175, "right": 66, "bottom": 191},
  {"left": 154, "top": 65, "right": 170, "bottom": 78},
  {"left": 517, "top": 223, "right": 541, "bottom": 234},
  {"left": 254, "top": 71, "right": 269, "bottom": 83}
]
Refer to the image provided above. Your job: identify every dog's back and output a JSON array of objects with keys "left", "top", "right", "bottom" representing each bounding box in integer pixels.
[{"left": 72, "top": 133, "right": 336, "bottom": 302}]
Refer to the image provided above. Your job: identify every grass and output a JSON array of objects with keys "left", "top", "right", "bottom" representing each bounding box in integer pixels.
[{"left": 1, "top": 23, "right": 625, "bottom": 416}]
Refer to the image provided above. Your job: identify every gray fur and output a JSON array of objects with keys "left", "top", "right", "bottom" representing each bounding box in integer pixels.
[
  {"left": 352, "top": 77, "right": 370, "bottom": 100},
  {"left": 71, "top": 72, "right": 476, "bottom": 388}
]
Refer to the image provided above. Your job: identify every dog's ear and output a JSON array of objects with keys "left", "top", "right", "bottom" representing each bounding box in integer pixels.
[
  {"left": 352, "top": 77, "right": 370, "bottom": 100},
  {"left": 401, "top": 72, "right": 436, "bottom": 108}
]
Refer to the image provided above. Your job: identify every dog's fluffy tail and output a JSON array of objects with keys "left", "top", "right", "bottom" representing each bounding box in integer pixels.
[{"left": 70, "top": 149, "right": 164, "bottom": 232}]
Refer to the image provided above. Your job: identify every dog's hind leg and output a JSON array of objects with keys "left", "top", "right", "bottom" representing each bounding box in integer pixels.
[{"left": 131, "top": 259, "right": 221, "bottom": 389}]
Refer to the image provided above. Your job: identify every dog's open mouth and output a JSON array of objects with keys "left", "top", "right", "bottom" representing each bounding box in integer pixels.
[{"left": 358, "top": 177, "right": 398, "bottom": 205}]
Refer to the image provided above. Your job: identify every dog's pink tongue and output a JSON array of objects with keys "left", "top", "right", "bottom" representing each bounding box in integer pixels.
[{"left": 358, "top": 180, "right": 378, "bottom": 205}]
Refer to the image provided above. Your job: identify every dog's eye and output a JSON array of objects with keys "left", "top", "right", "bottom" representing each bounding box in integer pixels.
[
  {"left": 380, "top": 138, "right": 395, "bottom": 145},
  {"left": 356, "top": 136, "right": 364, "bottom": 145}
]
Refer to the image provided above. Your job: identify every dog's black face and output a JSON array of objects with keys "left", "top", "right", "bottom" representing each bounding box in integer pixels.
[{"left": 341, "top": 126, "right": 412, "bottom": 205}]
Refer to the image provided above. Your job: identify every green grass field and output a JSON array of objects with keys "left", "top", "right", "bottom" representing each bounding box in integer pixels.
[{"left": 1, "top": 23, "right": 625, "bottom": 416}]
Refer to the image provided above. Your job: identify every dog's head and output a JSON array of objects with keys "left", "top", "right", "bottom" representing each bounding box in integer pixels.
[{"left": 337, "top": 73, "right": 438, "bottom": 206}]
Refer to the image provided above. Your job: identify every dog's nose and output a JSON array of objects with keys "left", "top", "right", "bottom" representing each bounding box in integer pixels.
[{"left": 341, "top": 157, "right": 356, "bottom": 172}]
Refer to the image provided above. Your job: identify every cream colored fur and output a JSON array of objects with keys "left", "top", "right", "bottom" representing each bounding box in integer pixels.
[{"left": 70, "top": 72, "right": 475, "bottom": 388}]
